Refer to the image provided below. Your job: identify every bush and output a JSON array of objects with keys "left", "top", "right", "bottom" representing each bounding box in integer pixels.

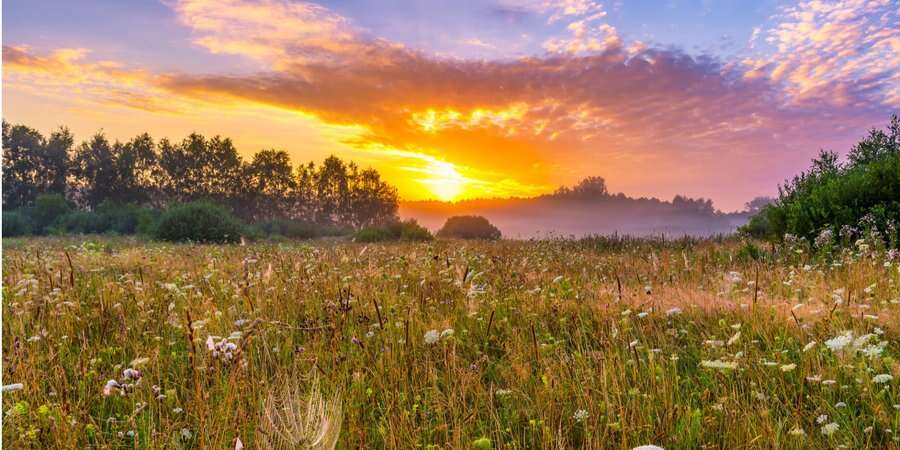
[
  {"left": 154, "top": 201, "right": 245, "bottom": 243},
  {"left": 354, "top": 219, "right": 433, "bottom": 242},
  {"left": 3, "top": 210, "right": 33, "bottom": 237},
  {"left": 436, "top": 215, "right": 501, "bottom": 240},
  {"left": 49, "top": 203, "right": 160, "bottom": 236},
  {"left": 29, "top": 193, "right": 71, "bottom": 234}
]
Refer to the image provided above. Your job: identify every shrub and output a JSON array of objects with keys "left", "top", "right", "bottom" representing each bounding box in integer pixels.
[
  {"left": 154, "top": 201, "right": 245, "bottom": 243},
  {"left": 436, "top": 215, "right": 501, "bottom": 240},
  {"left": 51, "top": 204, "right": 160, "bottom": 235},
  {"left": 354, "top": 219, "right": 433, "bottom": 242},
  {"left": 29, "top": 193, "right": 71, "bottom": 234},
  {"left": 3, "top": 211, "right": 33, "bottom": 237}
]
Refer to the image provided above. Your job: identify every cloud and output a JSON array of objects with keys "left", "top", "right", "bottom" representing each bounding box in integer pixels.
[
  {"left": 3, "top": 45, "right": 181, "bottom": 113},
  {"left": 746, "top": 0, "right": 899, "bottom": 107},
  {"left": 4, "top": 0, "right": 895, "bottom": 207}
]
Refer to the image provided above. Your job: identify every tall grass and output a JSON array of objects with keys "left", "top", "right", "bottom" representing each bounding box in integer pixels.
[{"left": 2, "top": 236, "right": 898, "bottom": 448}]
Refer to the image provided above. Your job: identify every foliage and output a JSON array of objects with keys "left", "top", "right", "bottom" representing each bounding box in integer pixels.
[
  {"left": 436, "top": 215, "right": 502, "bottom": 240},
  {"left": 29, "top": 193, "right": 72, "bottom": 234},
  {"left": 744, "top": 115, "right": 900, "bottom": 246},
  {"left": 354, "top": 219, "right": 433, "bottom": 242},
  {"left": 154, "top": 201, "right": 245, "bottom": 243},
  {"left": 2, "top": 211, "right": 33, "bottom": 237},
  {"left": 2, "top": 122, "right": 71, "bottom": 208},
  {"left": 51, "top": 203, "right": 159, "bottom": 236}
]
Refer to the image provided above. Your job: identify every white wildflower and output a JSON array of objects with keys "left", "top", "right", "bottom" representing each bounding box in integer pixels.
[
  {"left": 821, "top": 422, "right": 839, "bottom": 436},
  {"left": 573, "top": 409, "right": 589, "bottom": 422},
  {"left": 700, "top": 360, "right": 738, "bottom": 370},
  {"left": 802, "top": 341, "right": 817, "bottom": 352},
  {"left": 873, "top": 374, "right": 893, "bottom": 384},
  {"left": 424, "top": 330, "right": 440, "bottom": 345},
  {"left": 780, "top": 364, "right": 797, "bottom": 372},
  {"left": 824, "top": 331, "right": 853, "bottom": 352}
]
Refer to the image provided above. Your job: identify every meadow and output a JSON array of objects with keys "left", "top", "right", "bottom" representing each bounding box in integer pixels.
[{"left": 2, "top": 236, "right": 899, "bottom": 449}]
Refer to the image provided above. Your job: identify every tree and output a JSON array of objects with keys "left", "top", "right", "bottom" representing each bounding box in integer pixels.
[
  {"left": 157, "top": 134, "right": 243, "bottom": 207},
  {"left": 70, "top": 133, "right": 157, "bottom": 208},
  {"left": 243, "top": 149, "right": 296, "bottom": 221},
  {"left": 553, "top": 176, "right": 608, "bottom": 199},
  {"left": 2, "top": 122, "right": 71, "bottom": 208},
  {"left": 348, "top": 167, "right": 399, "bottom": 228},
  {"left": 313, "top": 155, "right": 351, "bottom": 225},
  {"left": 744, "top": 196, "right": 774, "bottom": 214}
]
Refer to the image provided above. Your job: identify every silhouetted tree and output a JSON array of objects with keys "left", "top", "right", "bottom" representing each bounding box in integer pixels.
[
  {"left": 243, "top": 149, "right": 296, "bottom": 221},
  {"left": 2, "top": 122, "right": 71, "bottom": 208}
]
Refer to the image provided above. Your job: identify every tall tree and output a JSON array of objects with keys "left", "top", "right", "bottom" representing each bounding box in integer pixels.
[
  {"left": 243, "top": 149, "right": 296, "bottom": 221},
  {"left": 2, "top": 122, "right": 72, "bottom": 208}
]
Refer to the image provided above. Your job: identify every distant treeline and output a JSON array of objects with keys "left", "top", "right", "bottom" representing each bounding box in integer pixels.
[
  {"left": 2, "top": 121, "right": 400, "bottom": 230},
  {"left": 401, "top": 177, "right": 757, "bottom": 238}
]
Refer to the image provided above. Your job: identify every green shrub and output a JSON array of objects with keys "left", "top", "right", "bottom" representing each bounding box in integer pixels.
[
  {"left": 154, "top": 201, "right": 244, "bottom": 243},
  {"left": 51, "top": 203, "right": 160, "bottom": 235},
  {"left": 3, "top": 211, "right": 33, "bottom": 237},
  {"left": 29, "top": 193, "right": 71, "bottom": 234},
  {"left": 354, "top": 219, "right": 433, "bottom": 242},
  {"left": 436, "top": 215, "right": 501, "bottom": 240}
]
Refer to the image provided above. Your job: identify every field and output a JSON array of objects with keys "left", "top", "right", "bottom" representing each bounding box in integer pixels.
[{"left": 2, "top": 236, "right": 899, "bottom": 449}]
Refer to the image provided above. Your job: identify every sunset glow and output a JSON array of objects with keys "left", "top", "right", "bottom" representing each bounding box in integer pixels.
[{"left": 3, "top": 0, "right": 898, "bottom": 209}]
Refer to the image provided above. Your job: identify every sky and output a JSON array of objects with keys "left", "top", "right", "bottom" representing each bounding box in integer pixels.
[{"left": 3, "top": 0, "right": 898, "bottom": 210}]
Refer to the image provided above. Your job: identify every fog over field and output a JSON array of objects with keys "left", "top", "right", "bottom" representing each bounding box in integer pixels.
[{"left": 401, "top": 178, "right": 753, "bottom": 238}]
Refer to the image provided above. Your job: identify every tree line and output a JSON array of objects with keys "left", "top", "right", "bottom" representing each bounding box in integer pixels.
[{"left": 2, "top": 121, "right": 400, "bottom": 229}]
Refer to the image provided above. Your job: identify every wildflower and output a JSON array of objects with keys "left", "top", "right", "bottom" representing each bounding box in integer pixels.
[
  {"left": 665, "top": 307, "right": 682, "bottom": 317},
  {"left": 495, "top": 389, "right": 512, "bottom": 397},
  {"left": 181, "top": 428, "right": 193, "bottom": 440},
  {"left": 103, "top": 379, "right": 123, "bottom": 397},
  {"left": 727, "top": 331, "right": 741, "bottom": 346},
  {"left": 821, "top": 422, "right": 839, "bottom": 436},
  {"left": 780, "top": 364, "right": 797, "bottom": 372},
  {"left": 873, "top": 374, "right": 893, "bottom": 384},
  {"left": 122, "top": 368, "right": 142, "bottom": 381},
  {"left": 573, "top": 409, "right": 589, "bottom": 422},
  {"left": 822, "top": 379, "right": 837, "bottom": 386},
  {"left": 2, "top": 383, "right": 24, "bottom": 393},
  {"left": 700, "top": 360, "right": 738, "bottom": 370},
  {"left": 440, "top": 328, "right": 455, "bottom": 339},
  {"left": 862, "top": 342, "right": 887, "bottom": 358},
  {"left": 788, "top": 426, "right": 806, "bottom": 436},
  {"left": 633, "top": 446, "right": 665, "bottom": 450},
  {"left": 206, "top": 335, "right": 238, "bottom": 360},
  {"left": 816, "top": 414, "right": 828, "bottom": 424},
  {"left": 424, "top": 330, "right": 440, "bottom": 345},
  {"left": 802, "top": 341, "right": 817, "bottom": 352},
  {"left": 824, "top": 331, "right": 853, "bottom": 352}
]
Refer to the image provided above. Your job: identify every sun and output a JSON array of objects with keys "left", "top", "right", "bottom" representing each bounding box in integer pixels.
[{"left": 419, "top": 159, "right": 468, "bottom": 202}]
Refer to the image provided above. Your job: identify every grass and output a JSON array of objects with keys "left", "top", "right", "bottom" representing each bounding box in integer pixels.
[{"left": 2, "top": 235, "right": 899, "bottom": 448}]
